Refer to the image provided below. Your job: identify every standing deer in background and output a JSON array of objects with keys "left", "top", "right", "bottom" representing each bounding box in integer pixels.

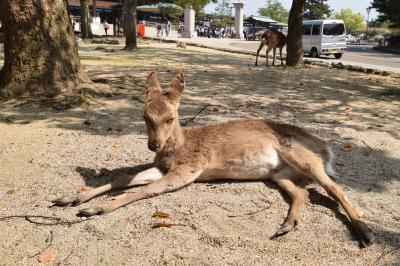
[
  {"left": 255, "top": 28, "right": 287, "bottom": 67},
  {"left": 53, "top": 71, "right": 374, "bottom": 247}
]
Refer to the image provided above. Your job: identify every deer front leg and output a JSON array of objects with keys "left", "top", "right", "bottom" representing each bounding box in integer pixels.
[
  {"left": 255, "top": 41, "right": 265, "bottom": 66},
  {"left": 52, "top": 166, "right": 164, "bottom": 206},
  {"left": 78, "top": 167, "right": 203, "bottom": 216}
]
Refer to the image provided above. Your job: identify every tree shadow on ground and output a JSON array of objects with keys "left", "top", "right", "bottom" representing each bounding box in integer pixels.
[{"left": 0, "top": 44, "right": 399, "bottom": 194}]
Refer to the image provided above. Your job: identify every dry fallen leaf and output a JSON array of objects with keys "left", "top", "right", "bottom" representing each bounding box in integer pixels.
[
  {"left": 152, "top": 211, "right": 169, "bottom": 218},
  {"left": 116, "top": 127, "right": 124, "bottom": 133},
  {"left": 38, "top": 250, "right": 57, "bottom": 262},
  {"left": 152, "top": 221, "right": 171, "bottom": 229},
  {"left": 342, "top": 145, "right": 353, "bottom": 152},
  {"left": 211, "top": 107, "right": 220, "bottom": 113},
  {"left": 112, "top": 193, "right": 127, "bottom": 200},
  {"left": 7, "top": 189, "right": 16, "bottom": 195},
  {"left": 113, "top": 142, "right": 124, "bottom": 148},
  {"left": 345, "top": 113, "right": 353, "bottom": 120},
  {"left": 78, "top": 187, "right": 87, "bottom": 192}
]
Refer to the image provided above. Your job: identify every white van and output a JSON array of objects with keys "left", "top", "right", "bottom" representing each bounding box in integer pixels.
[{"left": 302, "top": 19, "right": 347, "bottom": 59}]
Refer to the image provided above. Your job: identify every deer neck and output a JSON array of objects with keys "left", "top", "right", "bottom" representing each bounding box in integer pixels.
[{"left": 163, "top": 122, "right": 185, "bottom": 153}]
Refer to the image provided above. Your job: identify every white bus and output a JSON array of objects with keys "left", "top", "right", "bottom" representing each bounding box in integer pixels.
[{"left": 302, "top": 19, "right": 347, "bottom": 59}]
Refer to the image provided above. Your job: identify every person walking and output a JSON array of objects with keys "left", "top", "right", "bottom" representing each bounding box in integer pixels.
[
  {"left": 103, "top": 20, "right": 110, "bottom": 36},
  {"left": 165, "top": 21, "right": 171, "bottom": 37}
]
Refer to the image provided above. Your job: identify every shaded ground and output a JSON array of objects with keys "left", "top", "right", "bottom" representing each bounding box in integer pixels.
[{"left": 0, "top": 40, "right": 399, "bottom": 265}]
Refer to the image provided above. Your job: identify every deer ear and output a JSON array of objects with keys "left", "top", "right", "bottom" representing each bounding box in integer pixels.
[
  {"left": 166, "top": 72, "right": 185, "bottom": 102},
  {"left": 145, "top": 71, "right": 162, "bottom": 100}
]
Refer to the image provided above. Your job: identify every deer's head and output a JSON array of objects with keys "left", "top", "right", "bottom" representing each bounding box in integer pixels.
[{"left": 143, "top": 71, "right": 185, "bottom": 152}]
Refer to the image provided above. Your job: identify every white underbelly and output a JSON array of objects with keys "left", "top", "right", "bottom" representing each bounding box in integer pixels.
[{"left": 199, "top": 146, "right": 281, "bottom": 181}]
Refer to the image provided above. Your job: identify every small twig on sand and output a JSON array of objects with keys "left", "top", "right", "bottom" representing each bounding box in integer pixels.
[
  {"left": 5, "top": 115, "right": 15, "bottom": 123},
  {"left": 0, "top": 215, "right": 89, "bottom": 226},
  {"left": 181, "top": 104, "right": 212, "bottom": 126},
  {"left": 361, "top": 140, "right": 374, "bottom": 151},
  {"left": 227, "top": 205, "right": 271, "bottom": 218},
  {"left": 29, "top": 230, "right": 54, "bottom": 258},
  {"left": 371, "top": 246, "right": 400, "bottom": 266},
  {"left": 14, "top": 100, "right": 33, "bottom": 107},
  {"left": 132, "top": 96, "right": 145, "bottom": 104},
  {"left": 55, "top": 250, "right": 74, "bottom": 266}
]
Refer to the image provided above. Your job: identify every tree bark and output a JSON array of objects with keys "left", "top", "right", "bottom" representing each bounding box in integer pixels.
[
  {"left": 286, "top": 0, "right": 305, "bottom": 66},
  {"left": 0, "top": 0, "right": 89, "bottom": 99},
  {"left": 124, "top": 0, "right": 137, "bottom": 50},
  {"left": 80, "top": 0, "right": 93, "bottom": 39}
]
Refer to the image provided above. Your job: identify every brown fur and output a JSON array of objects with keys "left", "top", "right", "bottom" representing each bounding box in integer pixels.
[
  {"left": 255, "top": 28, "right": 287, "bottom": 67},
  {"left": 53, "top": 71, "right": 374, "bottom": 247}
]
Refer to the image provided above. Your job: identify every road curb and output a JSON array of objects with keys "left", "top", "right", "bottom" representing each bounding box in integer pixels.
[
  {"left": 144, "top": 37, "right": 400, "bottom": 78},
  {"left": 373, "top": 46, "right": 400, "bottom": 56}
]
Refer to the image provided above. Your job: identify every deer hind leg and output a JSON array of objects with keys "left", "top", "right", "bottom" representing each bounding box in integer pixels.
[
  {"left": 265, "top": 46, "right": 273, "bottom": 67},
  {"left": 255, "top": 41, "right": 265, "bottom": 66},
  {"left": 79, "top": 167, "right": 202, "bottom": 216},
  {"left": 271, "top": 167, "right": 308, "bottom": 237},
  {"left": 272, "top": 47, "right": 277, "bottom": 66},
  {"left": 281, "top": 143, "right": 374, "bottom": 246},
  {"left": 279, "top": 46, "right": 283, "bottom": 65},
  {"left": 52, "top": 167, "right": 164, "bottom": 206}
]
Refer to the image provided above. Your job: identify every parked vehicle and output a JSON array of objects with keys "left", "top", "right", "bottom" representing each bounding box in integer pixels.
[
  {"left": 302, "top": 19, "right": 347, "bottom": 59},
  {"left": 244, "top": 27, "right": 265, "bottom": 40},
  {"left": 346, "top": 34, "right": 356, "bottom": 43}
]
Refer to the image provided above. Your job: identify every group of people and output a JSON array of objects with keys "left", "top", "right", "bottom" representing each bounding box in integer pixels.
[
  {"left": 156, "top": 21, "right": 172, "bottom": 38},
  {"left": 196, "top": 26, "right": 234, "bottom": 38}
]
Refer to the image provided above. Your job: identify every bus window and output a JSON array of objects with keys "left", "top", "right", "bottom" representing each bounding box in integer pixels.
[
  {"left": 323, "top": 23, "right": 345, "bottom": 35},
  {"left": 303, "top": 24, "right": 312, "bottom": 35},
  {"left": 312, "top": 25, "right": 320, "bottom": 35}
]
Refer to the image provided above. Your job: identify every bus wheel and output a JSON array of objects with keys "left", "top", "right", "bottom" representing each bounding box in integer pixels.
[
  {"left": 334, "top": 53, "right": 343, "bottom": 59},
  {"left": 310, "top": 48, "right": 319, "bottom": 58}
]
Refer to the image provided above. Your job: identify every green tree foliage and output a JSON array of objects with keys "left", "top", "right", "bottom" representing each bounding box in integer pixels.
[
  {"left": 174, "top": 0, "right": 216, "bottom": 12},
  {"left": 371, "top": 0, "right": 400, "bottom": 27},
  {"left": 258, "top": 0, "right": 289, "bottom": 23},
  {"left": 215, "top": 0, "right": 232, "bottom": 17},
  {"left": 334, "top": 9, "right": 365, "bottom": 34},
  {"left": 304, "top": 0, "right": 332, "bottom": 20}
]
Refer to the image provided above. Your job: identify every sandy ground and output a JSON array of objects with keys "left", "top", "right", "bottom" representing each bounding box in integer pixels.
[{"left": 0, "top": 40, "right": 399, "bottom": 265}]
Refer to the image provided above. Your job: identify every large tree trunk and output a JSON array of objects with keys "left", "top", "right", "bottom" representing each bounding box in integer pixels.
[
  {"left": 80, "top": 0, "right": 93, "bottom": 39},
  {"left": 0, "top": 0, "right": 89, "bottom": 99},
  {"left": 286, "top": 0, "right": 305, "bottom": 66},
  {"left": 124, "top": 0, "right": 137, "bottom": 50}
]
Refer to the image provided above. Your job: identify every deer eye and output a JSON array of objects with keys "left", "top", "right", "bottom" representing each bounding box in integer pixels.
[{"left": 166, "top": 118, "right": 174, "bottom": 124}]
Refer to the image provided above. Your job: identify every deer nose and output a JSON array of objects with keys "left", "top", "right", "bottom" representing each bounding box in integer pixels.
[{"left": 148, "top": 142, "right": 160, "bottom": 151}]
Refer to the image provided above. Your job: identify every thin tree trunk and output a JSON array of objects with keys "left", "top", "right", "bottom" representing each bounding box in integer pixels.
[
  {"left": 0, "top": 0, "right": 90, "bottom": 99},
  {"left": 124, "top": 0, "right": 137, "bottom": 50},
  {"left": 286, "top": 0, "right": 305, "bottom": 66},
  {"left": 80, "top": 0, "right": 92, "bottom": 39}
]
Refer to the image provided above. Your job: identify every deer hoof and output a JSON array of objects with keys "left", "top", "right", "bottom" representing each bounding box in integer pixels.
[
  {"left": 277, "top": 222, "right": 294, "bottom": 235},
  {"left": 352, "top": 220, "right": 375, "bottom": 247},
  {"left": 78, "top": 207, "right": 105, "bottom": 217},
  {"left": 270, "top": 222, "right": 295, "bottom": 239},
  {"left": 51, "top": 195, "right": 77, "bottom": 206}
]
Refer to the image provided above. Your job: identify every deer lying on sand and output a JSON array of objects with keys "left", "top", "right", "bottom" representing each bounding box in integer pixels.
[
  {"left": 53, "top": 71, "right": 374, "bottom": 246},
  {"left": 255, "top": 28, "right": 287, "bottom": 67}
]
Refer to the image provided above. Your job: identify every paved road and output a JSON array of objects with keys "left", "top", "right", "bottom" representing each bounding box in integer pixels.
[
  {"left": 1, "top": 32, "right": 399, "bottom": 73},
  {"left": 230, "top": 41, "right": 400, "bottom": 73}
]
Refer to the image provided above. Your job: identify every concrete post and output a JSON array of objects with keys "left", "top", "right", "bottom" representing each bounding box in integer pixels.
[
  {"left": 183, "top": 6, "right": 195, "bottom": 38},
  {"left": 233, "top": 0, "right": 244, "bottom": 39}
]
